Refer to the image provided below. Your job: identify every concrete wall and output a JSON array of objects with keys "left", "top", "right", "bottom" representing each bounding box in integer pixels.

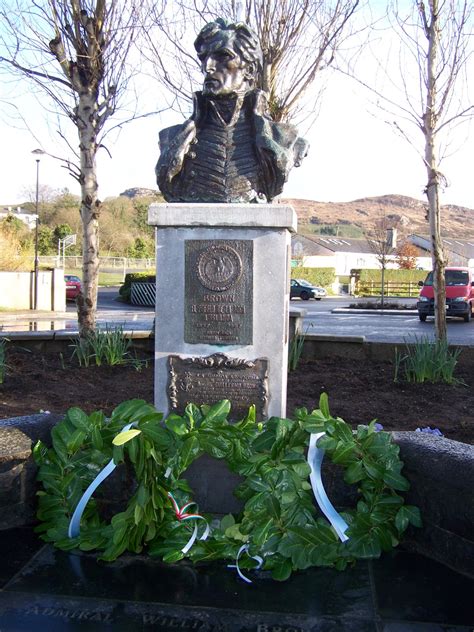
[
  {"left": 0, "top": 269, "right": 65, "bottom": 311},
  {"left": 3, "top": 329, "right": 474, "bottom": 370}
]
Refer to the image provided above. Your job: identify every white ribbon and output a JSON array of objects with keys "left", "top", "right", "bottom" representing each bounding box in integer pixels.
[
  {"left": 307, "top": 432, "right": 349, "bottom": 542},
  {"left": 68, "top": 424, "right": 210, "bottom": 559},
  {"left": 228, "top": 544, "right": 263, "bottom": 584},
  {"left": 181, "top": 518, "right": 210, "bottom": 554},
  {"left": 68, "top": 422, "right": 135, "bottom": 538}
]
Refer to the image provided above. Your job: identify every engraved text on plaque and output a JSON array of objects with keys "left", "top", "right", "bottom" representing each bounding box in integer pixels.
[
  {"left": 185, "top": 240, "right": 253, "bottom": 344},
  {"left": 168, "top": 353, "right": 268, "bottom": 420}
]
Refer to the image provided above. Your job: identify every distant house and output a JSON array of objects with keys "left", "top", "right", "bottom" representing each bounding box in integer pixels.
[
  {"left": 291, "top": 234, "right": 336, "bottom": 268},
  {"left": 410, "top": 235, "right": 474, "bottom": 268},
  {"left": 292, "top": 235, "right": 431, "bottom": 275},
  {"left": 0, "top": 207, "right": 37, "bottom": 230}
]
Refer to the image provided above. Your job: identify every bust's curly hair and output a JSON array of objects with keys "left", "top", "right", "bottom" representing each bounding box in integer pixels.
[{"left": 194, "top": 18, "right": 263, "bottom": 88}]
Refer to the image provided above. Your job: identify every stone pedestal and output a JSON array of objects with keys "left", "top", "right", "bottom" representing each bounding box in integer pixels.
[{"left": 148, "top": 203, "right": 296, "bottom": 420}]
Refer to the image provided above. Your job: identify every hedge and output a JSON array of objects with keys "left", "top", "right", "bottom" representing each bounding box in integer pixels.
[
  {"left": 356, "top": 269, "right": 427, "bottom": 297},
  {"left": 358, "top": 269, "right": 427, "bottom": 283},
  {"left": 290, "top": 267, "right": 336, "bottom": 288}
]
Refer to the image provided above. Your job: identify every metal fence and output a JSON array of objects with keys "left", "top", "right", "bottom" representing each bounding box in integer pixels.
[
  {"left": 356, "top": 280, "right": 421, "bottom": 297},
  {"left": 131, "top": 282, "right": 156, "bottom": 306},
  {"left": 38, "top": 256, "right": 155, "bottom": 270}
]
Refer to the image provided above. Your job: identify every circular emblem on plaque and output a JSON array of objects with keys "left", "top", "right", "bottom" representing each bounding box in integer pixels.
[{"left": 196, "top": 245, "right": 242, "bottom": 291}]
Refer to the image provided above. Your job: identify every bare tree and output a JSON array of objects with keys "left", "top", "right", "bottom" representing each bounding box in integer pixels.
[
  {"left": 366, "top": 211, "right": 398, "bottom": 309},
  {"left": 347, "top": 1, "right": 474, "bottom": 340},
  {"left": 143, "top": 0, "right": 361, "bottom": 123},
  {"left": 0, "top": 0, "right": 144, "bottom": 335}
]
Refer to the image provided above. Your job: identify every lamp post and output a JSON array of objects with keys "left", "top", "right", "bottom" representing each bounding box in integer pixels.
[{"left": 32, "top": 149, "right": 45, "bottom": 310}]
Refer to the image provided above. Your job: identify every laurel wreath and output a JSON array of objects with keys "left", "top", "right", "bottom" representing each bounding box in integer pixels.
[{"left": 33, "top": 394, "right": 421, "bottom": 581}]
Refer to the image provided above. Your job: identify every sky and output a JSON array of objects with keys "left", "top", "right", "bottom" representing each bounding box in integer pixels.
[{"left": 1, "top": 5, "right": 473, "bottom": 210}]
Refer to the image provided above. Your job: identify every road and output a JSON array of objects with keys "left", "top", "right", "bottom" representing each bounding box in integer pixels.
[
  {"left": 74, "top": 287, "right": 154, "bottom": 332},
  {"left": 3, "top": 289, "right": 474, "bottom": 345},
  {"left": 295, "top": 297, "right": 474, "bottom": 345}
]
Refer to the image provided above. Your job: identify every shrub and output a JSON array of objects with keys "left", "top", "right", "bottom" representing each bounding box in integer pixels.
[
  {"left": 291, "top": 267, "right": 335, "bottom": 289},
  {"left": 0, "top": 227, "right": 32, "bottom": 271},
  {"left": 357, "top": 268, "right": 427, "bottom": 297}
]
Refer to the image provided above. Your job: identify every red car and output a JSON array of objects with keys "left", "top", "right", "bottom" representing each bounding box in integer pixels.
[
  {"left": 65, "top": 274, "right": 81, "bottom": 300},
  {"left": 417, "top": 267, "right": 474, "bottom": 322}
]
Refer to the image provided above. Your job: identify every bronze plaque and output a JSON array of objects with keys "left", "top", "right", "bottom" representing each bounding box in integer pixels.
[
  {"left": 185, "top": 240, "right": 253, "bottom": 345},
  {"left": 168, "top": 353, "right": 268, "bottom": 420}
]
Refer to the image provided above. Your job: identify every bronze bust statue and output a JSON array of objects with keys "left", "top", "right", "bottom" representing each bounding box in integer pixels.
[{"left": 156, "top": 19, "right": 308, "bottom": 204}]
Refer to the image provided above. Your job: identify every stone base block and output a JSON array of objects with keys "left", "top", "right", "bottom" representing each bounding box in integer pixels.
[
  {"left": 392, "top": 431, "right": 474, "bottom": 578},
  {"left": 149, "top": 203, "right": 297, "bottom": 420},
  {"left": 0, "top": 414, "right": 62, "bottom": 530}
]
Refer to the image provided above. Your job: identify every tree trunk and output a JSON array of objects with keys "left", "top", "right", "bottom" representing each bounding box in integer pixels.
[
  {"left": 423, "top": 0, "right": 446, "bottom": 342},
  {"left": 261, "top": 58, "right": 271, "bottom": 95},
  {"left": 425, "top": 161, "right": 446, "bottom": 341},
  {"left": 76, "top": 93, "right": 100, "bottom": 337},
  {"left": 380, "top": 261, "right": 385, "bottom": 310}
]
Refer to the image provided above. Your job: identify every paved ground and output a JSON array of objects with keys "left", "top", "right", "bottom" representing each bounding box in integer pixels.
[{"left": 1, "top": 291, "right": 473, "bottom": 345}]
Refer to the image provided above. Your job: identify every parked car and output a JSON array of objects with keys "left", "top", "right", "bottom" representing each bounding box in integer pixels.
[
  {"left": 417, "top": 267, "right": 474, "bottom": 322},
  {"left": 290, "top": 279, "right": 327, "bottom": 301},
  {"left": 65, "top": 274, "right": 81, "bottom": 300}
]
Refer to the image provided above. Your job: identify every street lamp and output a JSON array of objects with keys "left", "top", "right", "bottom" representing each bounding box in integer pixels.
[{"left": 32, "top": 149, "right": 45, "bottom": 310}]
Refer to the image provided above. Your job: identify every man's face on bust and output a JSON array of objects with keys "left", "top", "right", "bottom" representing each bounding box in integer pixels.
[{"left": 199, "top": 33, "right": 252, "bottom": 97}]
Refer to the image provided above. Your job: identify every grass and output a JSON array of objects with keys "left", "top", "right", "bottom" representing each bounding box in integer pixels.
[
  {"left": 70, "top": 336, "right": 93, "bottom": 367},
  {"left": 394, "top": 336, "right": 463, "bottom": 385},
  {"left": 288, "top": 325, "right": 311, "bottom": 372},
  {"left": 69, "top": 326, "right": 147, "bottom": 368},
  {"left": 65, "top": 268, "right": 125, "bottom": 286},
  {"left": 94, "top": 326, "right": 132, "bottom": 366}
]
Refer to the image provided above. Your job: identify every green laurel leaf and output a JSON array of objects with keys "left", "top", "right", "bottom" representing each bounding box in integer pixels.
[
  {"left": 112, "top": 428, "right": 141, "bottom": 446},
  {"left": 34, "top": 398, "right": 419, "bottom": 573}
]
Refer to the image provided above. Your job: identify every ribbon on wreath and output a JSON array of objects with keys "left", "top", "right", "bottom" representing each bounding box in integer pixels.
[
  {"left": 228, "top": 544, "right": 263, "bottom": 584},
  {"left": 307, "top": 431, "right": 349, "bottom": 542},
  {"left": 227, "top": 432, "right": 348, "bottom": 583},
  {"left": 68, "top": 422, "right": 136, "bottom": 539},
  {"left": 68, "top": 422, "right": 209, "bottom": 557},
  {"left": 168, "top": 492, "right": 210, "bottom": 554}
]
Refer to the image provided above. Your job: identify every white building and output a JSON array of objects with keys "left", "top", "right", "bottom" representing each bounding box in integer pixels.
[
  {"left": 0, "top": 207, "right": 38, "bottom": 230},
  {"left": 410, "top": 234, "right": 474, "bottom": 269},
  {"left": 292, "top": 235, "right": 431, "bottom": 275}
]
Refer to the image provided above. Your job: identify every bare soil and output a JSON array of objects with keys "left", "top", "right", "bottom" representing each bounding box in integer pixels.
[{"left": 1, "top": 348, "right": 472, "bottom": 444}]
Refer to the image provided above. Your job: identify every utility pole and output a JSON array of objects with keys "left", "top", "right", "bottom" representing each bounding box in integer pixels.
[
  {"left": 32, "top": 149, "right": 45, "bottom": 310},
  {"left": 33, "top": 158, "right": 40, "bottom": 310}
]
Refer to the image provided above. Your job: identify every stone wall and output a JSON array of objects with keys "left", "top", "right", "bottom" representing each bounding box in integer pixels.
[
  {"left": 0, "top": 413, "right": 61, "bottom": 530},
  {"left": 392, "top": 431, "right": 474, "bottom": 578}
]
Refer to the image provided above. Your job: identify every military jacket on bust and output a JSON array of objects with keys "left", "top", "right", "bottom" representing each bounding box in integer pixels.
[{"left": 156, "top": 90, "right": 308, "bottom": 204}]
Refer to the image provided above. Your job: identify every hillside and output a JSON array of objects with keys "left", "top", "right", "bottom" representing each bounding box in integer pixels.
[{"left": 282, "top": 194, "right": 474, "bottom": 238}]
